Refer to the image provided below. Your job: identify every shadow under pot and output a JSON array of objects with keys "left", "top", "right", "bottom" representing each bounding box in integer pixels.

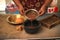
[{"left": 24, "top": 20, "right": 41, "bottom": 34}]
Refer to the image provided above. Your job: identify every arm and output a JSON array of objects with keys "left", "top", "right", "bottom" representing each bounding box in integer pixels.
[
  {"left": 39, "top": 0, "right": 52, "bottom": 16},
  {"left": 43, "top": 0, "right": 52, "bottom": 7},
  {"left": 13, "top": 0, "right": 22, "bottom": 7},
  {"left": 13, "top": 0, "right": 24, "bottom": 15}
]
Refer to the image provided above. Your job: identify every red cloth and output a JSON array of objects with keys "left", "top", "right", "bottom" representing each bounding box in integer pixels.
[{"left": 20, "top": 0, "right": 45, "bottom": 11}]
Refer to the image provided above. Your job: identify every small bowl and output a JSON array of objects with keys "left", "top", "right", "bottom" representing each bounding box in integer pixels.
[
  {"left": 25, "top": 9, "right": 39, "bottom": 19},
  {"left": 7, "top": 15, "right": 25, "bottom": 25}
]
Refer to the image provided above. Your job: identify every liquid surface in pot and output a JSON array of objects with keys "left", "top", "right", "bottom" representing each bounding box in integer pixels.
[{"left": 26, "top": 10, "right": 38, "bottom": 20}]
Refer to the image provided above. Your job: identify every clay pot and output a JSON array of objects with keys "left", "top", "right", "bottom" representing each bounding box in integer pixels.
[{"left": 24, "top": 20, "right": 41, "bottom": 34}]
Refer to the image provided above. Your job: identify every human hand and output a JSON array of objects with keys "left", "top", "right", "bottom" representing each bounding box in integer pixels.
[
  {"left": 39, "top": 6, "right": 47, "bottom": 16},
  {"left": 18, "top": 6, "right": 24, "bottom": 16}
]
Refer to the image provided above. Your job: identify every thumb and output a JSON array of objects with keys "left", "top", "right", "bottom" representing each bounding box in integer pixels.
[
  {"left": 39, "top": 9, "right": 42, "bottom": 13},
  {"left": 39, "top": 11, "right": 45, "bottom": 16},
  {"left": 21, "top": 10, "right": 25, "bottom": 16},
  {"left": 39, "top": 10, "right": 42, "bottom": 15}
]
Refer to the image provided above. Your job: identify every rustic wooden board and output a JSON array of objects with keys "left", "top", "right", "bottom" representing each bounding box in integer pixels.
[{"left": 40, "top": 15, "right": 60, "bottom": 29}]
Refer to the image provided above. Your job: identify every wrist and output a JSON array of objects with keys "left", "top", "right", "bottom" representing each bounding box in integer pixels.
[
  {"left": 18, "top": 4, "right": 23, "bottom": 8},
  {"left": 42, "top": 4, "right": 48, "bottom": 8}
]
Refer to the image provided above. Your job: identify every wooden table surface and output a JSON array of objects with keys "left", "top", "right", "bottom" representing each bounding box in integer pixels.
[{"left": 0, "top": 14, "right": 60, "bottom": 39}]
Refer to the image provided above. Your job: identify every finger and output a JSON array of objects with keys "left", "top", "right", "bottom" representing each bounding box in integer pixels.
[
  {"left": 19, "top": 12, "right": 23, "bottom": 16},
  {"left": 22, "top": 10, "right": 24, "bottom": 13},
  {"left": 39, "top": 10, "right": 42, "bottom": 13},
  {"left": 39, "top": 11, "right": 45, "bottom": 16},
  {"left": 20, "top": 12, "right": 24, "bottom": 15},
  {"left": 22, "top": 10, "right": 25, "bottom": 15},
  {"left": 39, "top": 10, "right": 42, "bottom": 15},
  {"left": 19, "top": 10, "right": 23, "bottom": 14}
]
